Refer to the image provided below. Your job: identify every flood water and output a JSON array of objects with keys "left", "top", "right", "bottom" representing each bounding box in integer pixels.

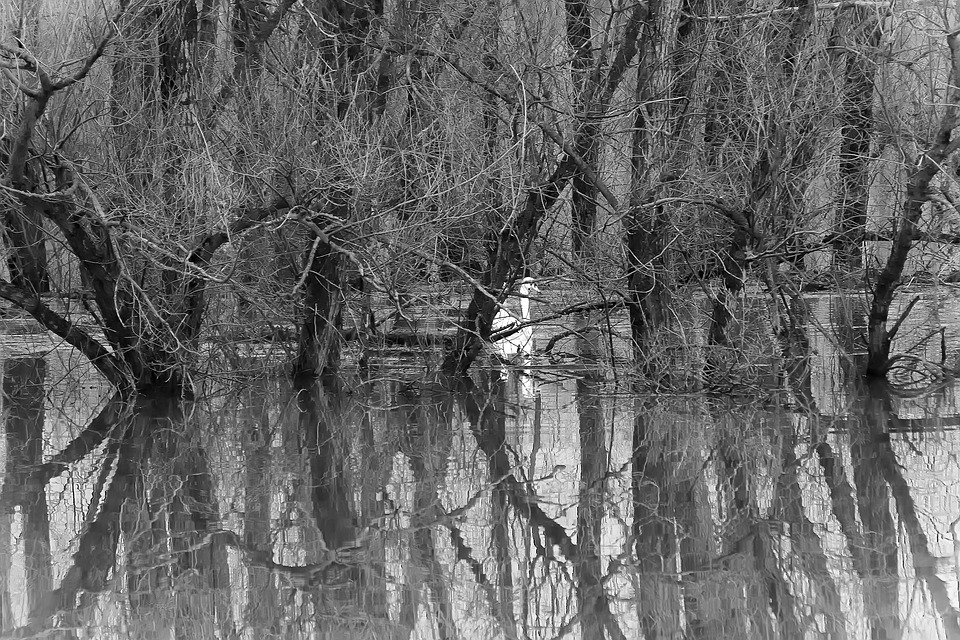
[{"left": 3, "top": 293, "right": 960, "bottom": 639}]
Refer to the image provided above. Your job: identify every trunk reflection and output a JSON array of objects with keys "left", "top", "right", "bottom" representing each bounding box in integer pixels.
[
  {"left": 0, "top": 337, "right": 955, "bottom": 639},
  {"left": 4, "top": 358, "right": 51, "bottom": 616}
]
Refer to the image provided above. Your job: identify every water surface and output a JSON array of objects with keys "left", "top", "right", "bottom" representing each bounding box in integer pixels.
[{"left": 2, "top": 293, "right": 960, "bottom": 639}]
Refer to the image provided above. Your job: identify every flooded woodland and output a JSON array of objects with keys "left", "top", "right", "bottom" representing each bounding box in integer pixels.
[
  {"left": 4, "top": 0, "right": 960, "bottom": 638},
  {"left": 2, "top": 290, "right": 960, "bottom": 640}
]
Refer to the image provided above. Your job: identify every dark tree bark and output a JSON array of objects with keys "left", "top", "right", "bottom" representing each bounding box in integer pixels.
[
  {"left": 157, "top": 0, "right": 198, "bottom": 109},
  {"left": 707, "top": 226, "right": 749, "bottom": 348},
  {"left": 1, "top": 83, "right": 50, "bottom": 296},
  {"left": 0, "top": 6, "right": 303, "bottom": 396},
  {"left": 627, "top": 0, "right": 714, "bottom": 377},
  {"left": 293, "top": 234, "right": 345, "bottom": 387},
  {"left": 703, "top": 0, "right": 816, "bottom": 355},
  {"left": 0, "top": 154, "right": 48, "bottom": 296},
  {"left": 3, "top": 0, "right": 53, "bottom": 295}
]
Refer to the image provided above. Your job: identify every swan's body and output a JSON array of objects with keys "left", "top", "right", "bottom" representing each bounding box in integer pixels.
[{"left": 493, "top": 277, "right": 537, "bottom": 359}]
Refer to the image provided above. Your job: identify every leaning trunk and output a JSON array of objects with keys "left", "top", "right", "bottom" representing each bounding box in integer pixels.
[
  {"left": 865, "top": 177, "right": 931, "bottom": 375},
  {"left": 442, "top": 162, "right": 576, "bottom": 375}
]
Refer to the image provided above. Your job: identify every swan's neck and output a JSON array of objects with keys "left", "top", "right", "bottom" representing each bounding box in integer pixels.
[{"left": 520, "top": 295, "right": 530, "bottom": 321}]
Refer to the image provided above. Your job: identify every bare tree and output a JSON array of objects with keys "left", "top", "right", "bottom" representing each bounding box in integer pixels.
[
  {"left": 442, "top": 1, "right": 645, "bottom": 374},
  {"left": 866, "top": 20, "right": 960, "bottom": 376}
]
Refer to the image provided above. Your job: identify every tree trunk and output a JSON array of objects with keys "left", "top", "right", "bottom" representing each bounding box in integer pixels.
[
  {"left": 833, "top": 11, "right": 880, "bottom": 273},
  {"left": 627, "top": 4, "right": 669, "bottom": 369},
  {"left": 626, "top": 193, "right": 671, "bottom": 374},
  {"left": 293, "top": 239, "right": 344, "bottom": 387},
  {"left": 3, "top": 203, "right": 49, "bottom": 296},
  {"left": 1, "top": 93, "right": 50, "bottom": 296},
  {"left": 708, "top": 227, "right": 748, "bottom": 347},
  {"left": 627, "top": 0, "right": 715, "bottom": 378},
  {"left": 290, "top": 0, "right": 379, "bottom": 384},
  {"left": 566, "top": 0, "right": 599, "bottom": 267},
  {"left": 442, "top": 162, "right": 576, "bottom": 375}
]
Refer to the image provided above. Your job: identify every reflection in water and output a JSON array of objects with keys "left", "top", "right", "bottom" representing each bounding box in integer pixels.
[
  {"left": 574, "top": 320, "right": 622, "bottom": 639},
  {"left": 239, "top": 378, "right": 279, "bottom": 635},
  {"left": 866, "top": 384, "right": 960, "bottom": 638},
  {"left": 854, "top": 385, "right": 901, "bottom": 640},
  {"left": 2, "top": 333, "right": 960, "bottom": 638},
  {"left": 3, "top": 359, "right": 49, "bottom": 627}
]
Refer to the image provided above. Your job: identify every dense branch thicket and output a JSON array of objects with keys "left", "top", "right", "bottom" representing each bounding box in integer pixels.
[{"left": 0, "top": 0, "right": 957, "bottom": 394}]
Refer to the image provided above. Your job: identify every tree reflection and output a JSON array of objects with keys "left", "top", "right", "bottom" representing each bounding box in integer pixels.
[
  {"left": 575, "top": 361, "right": 608, "bottom": 639},
  {"left": 4, "top": 342, "right": 960, "bottom": 639},
  {"left": 831, "top": 296, "right": 902, "bottom": 639},
  {"left": 240, "top": 377, "right": 280, "bottom": 635},
  {"left": 397, "top": 383, "right": 459, "bottom": 639},
  {"left": 296, "top": 376, "right": 390, "bottom": 637},
  {"left": 573, "top": 319, "right": 627, "bottom": 640},
  {"left": 852, "top": 383, "right": 902, "bottom": 640},
  {"left": 3, "top": 358, "right": 51, "bottom": 616},
  {"left": 6, "top": 396, "right": 143, "bottom": 638},
  {"left": 774, "top": 420, "right": 846, "bottom": 639},
  {"left": 864, "top": 381, "right": 960, "bottom": 639}
]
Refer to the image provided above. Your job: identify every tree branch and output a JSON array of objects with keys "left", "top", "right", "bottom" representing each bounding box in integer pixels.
[
  {"left": 440, "top": 54, "right": 621, "bottom": 210},
  {"left": 187, "top": 196, "right": 291, "bottom": 266},
  {"left": 49, "top": 25, "right": 115, "bottom": 91},
  {"left": 696, "top": 1, "right": 891, "bottom": 22},
  {"left": 0, "top": 279, "right": 130, "bottom": 392}
]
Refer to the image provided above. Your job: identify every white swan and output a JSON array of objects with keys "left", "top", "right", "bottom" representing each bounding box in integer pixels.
[{"left": 493, "top": 277, "right": 538, "bottom": 359}]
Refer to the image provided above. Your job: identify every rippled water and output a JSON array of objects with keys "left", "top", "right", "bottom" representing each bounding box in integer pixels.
[{"left": 2, "top": 292, "right": 960, "bottom": 639}]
